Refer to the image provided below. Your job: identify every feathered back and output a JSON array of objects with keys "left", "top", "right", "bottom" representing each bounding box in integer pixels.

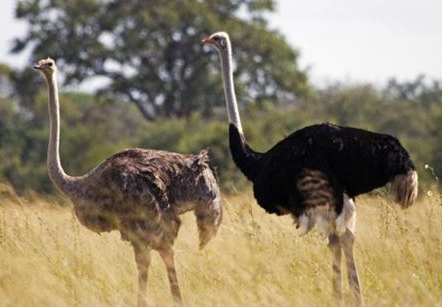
[{"left": 191, "top": 149, "right": 210, "bottom": 169}]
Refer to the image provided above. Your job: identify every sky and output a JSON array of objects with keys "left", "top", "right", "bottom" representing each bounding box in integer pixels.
[{"left": 0, "top": 0, "right": 441, "bottom": 86}]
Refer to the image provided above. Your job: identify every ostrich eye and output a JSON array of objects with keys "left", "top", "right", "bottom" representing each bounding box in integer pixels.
[{"left": 48, "top": 62, "right": 53, "bottom": 67}]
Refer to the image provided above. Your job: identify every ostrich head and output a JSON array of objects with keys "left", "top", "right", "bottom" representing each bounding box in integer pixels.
[
  {"left": 34, "top": 57, "right": 57, "bottom": 75},
  {"left": 202, "top": 32, "right": 230, "bottom": 52}
]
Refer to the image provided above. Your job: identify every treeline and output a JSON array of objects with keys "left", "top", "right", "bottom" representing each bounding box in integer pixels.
[{"left": 0, "top": 72, "right": 440, "bottom": 194}]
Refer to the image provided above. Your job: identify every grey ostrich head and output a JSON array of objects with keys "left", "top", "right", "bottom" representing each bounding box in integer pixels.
[
  {"left": 202, "top": 31, "right": 230, "bottom": 53},
  {"left": 34, "top": 57, "right": 57, "bottom": 76}
]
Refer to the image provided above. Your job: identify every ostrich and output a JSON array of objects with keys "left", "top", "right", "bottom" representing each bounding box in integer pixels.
[
  {"left": 202, "top": 32, "right": 418, "bottom": 303},
  {"left": 34, "top": 58, "right": 222, "bottom": 307}
]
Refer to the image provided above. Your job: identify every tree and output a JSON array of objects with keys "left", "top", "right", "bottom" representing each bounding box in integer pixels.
[{"left": 12, "top": 0, "right": 308, "bottom": 121}]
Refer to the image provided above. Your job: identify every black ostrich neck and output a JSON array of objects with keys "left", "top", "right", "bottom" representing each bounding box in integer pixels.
[{"left": 229, "top": 124, "right": 262, "bottom": 181}]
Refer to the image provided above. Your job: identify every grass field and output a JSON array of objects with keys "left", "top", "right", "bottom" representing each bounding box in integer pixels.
[{"left": 0, "top": 184, "right": 441, "bottom": 307}]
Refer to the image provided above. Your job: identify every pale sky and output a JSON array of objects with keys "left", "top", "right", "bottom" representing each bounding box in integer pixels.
[{"left": 1, "top": 0, "right": 441, "bottom": 86}]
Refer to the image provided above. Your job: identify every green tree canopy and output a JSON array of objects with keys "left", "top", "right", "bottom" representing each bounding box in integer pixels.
[
  {"left": 12, "top": 0, "right": 307, "bottom": 120},
  {"left": 0, "top": 58, "right": 440, "bottom": 194}
]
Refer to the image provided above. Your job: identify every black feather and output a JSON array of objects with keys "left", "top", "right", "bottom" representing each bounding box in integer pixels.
[{"left": 229, "top": 123, "right": 416, "bottom": 217}]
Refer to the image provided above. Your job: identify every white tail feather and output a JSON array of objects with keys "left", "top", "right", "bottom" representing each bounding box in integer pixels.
[
  {"left": 336, "top": 195, "right": 356, "bottom": 235},
  {"left": 390, "top": 170, "right": 418, "bottom": 208}
]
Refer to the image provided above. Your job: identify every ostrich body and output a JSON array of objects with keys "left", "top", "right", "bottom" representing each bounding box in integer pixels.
[
  {"left": 35, "top": 58, "right": 222, "bottom": 307},
  {"left": 203, "top": 32, "right": 418, "bottom": 303}
]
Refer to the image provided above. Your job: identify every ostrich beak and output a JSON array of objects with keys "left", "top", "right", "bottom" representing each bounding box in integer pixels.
[
  {"left": 33, "top": 64, "right": 42, "bottom": 70},
  {"left": 202, "top": 38, "right": 215, "bottom": 44}
]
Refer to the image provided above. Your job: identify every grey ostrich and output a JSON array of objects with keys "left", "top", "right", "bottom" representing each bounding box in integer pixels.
[{"left": 34, "top": 58, "right": 222, "bottom": 307}]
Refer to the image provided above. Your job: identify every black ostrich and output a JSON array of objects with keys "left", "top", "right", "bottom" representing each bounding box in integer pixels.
[{"left": 203, "top": 32, "right": 418, "bottom": 304}]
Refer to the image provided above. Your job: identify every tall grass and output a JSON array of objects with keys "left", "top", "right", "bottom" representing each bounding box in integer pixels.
[{"left": 0, "top": 186, "right": 441, "bottom": 307}]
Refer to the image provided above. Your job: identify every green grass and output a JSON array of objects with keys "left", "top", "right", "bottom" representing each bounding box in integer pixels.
[{"left": 0, "top": 186, "right": 441, "bottom": 307}]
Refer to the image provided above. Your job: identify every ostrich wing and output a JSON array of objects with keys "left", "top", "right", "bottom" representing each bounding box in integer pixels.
[
  {"left": 253, "top": 152, "right": 344, "bottom": 218},
  {"left": 89, "top": 149, "right": 182, "bottom": 215},
  {"left": 294, "top": 167, "right": 344, "bottom": 216}
]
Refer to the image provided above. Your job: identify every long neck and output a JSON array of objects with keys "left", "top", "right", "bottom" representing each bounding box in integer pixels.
[
  {"left": 45, "top": 72, "right": 80, "bottom": 197},
  {"left": 219, "top": 42, "right": 262, "bottom": 181},
  {"left": 219, "top": 43, "right": 243, "bottom": 134}
]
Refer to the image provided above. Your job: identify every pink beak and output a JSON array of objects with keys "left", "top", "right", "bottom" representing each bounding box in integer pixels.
[{"left": 201, "top": 38, "right": 215, "bottom": 44}]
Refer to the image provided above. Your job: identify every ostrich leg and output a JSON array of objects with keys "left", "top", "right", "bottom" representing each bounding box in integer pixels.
[
  {"left": 133, "top": 242, "right": 151, "bottom": 307},
  {"left": 341, "top": 229, "right": 363, "bottom": 305},
  {"left": 328, "top": 234, "right": 343, "bottom": 300},
  {"left": 159, "top": 247, "right": 183, "bottom": 306}
]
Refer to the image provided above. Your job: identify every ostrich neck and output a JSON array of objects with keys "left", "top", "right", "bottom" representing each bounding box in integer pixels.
[
  {"left": 219, "top": 45, "right": 243, "bottom": 135},
  {"left": 219, "top": 43, "right": 262, "bottom": 181},
  {"left": 45, "top": 72, "right": 81, "bottom": 198}
]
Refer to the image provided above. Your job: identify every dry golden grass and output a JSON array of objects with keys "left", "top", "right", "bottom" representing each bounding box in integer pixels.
[{"left": 0, "top": 185, "right": 441, "bottom": 307}]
